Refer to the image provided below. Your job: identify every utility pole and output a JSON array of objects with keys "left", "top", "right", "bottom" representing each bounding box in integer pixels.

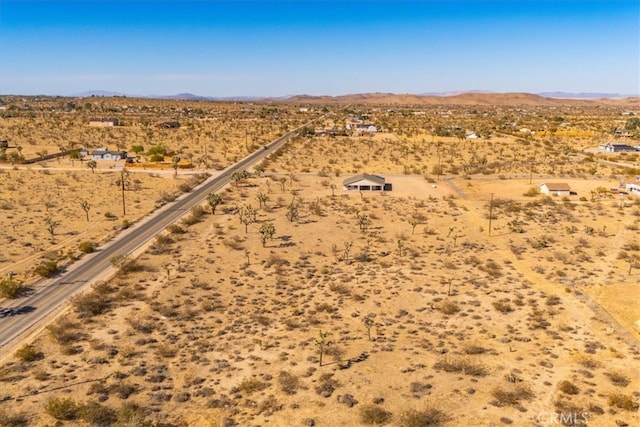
[
  {"left": 488, "top": 193, "right": 494, "bottom": 236},
  {"left": 529, "top": 160, "right": 534, "bottom": 184},
  {"left": 118, "top": 169, "right": 128, "bottom": 216}
]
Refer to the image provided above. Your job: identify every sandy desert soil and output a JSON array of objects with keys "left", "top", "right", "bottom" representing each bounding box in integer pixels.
[{"left": 0, "top": 98, "right": 638, "bottom": 426}]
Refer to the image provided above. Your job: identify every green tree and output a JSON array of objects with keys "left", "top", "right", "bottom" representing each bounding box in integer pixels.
[
  {"left": 69, "top": 150, "right": 81, "bottom": 166},
  {"left": 147, "top": 145, "right": 166, "bottom": 158},
  {"left": 0, "top": 275, "right": 24, "bottom": 298}
]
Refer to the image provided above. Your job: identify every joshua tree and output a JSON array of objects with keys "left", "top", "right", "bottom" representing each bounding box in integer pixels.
[
  {"left": 279, "top": 176, "right": 287, "bottom": 192},
  {"left": 286, "top": 201, "right": 300, "bottom": 222},
  {"left": 444, "top": 277, "right": 454, "bottom": 296},
  {"left": 355, "top": 212, "right": 372, "bottom": 233},
  {"left": 343, "top": 241, "right": 353, "bottom": 262},
  {"left": 330, "top": 183, "right": 337, "bottom": 197},
  {"left": 408, "top": 212, "right": 426, "bottom": 235},
  {"left": 237, "top": 204, "right": 257, "bottom": 233},
  {"left": 626, "top": 254, "right": 640, "bottom": 276},
  {"left": 86, "top": 159, "right": 97, "bottom": 174},
  {"left": 206, "top": 192, "right": 223, "bottom": 215},
  {"left": 231, "top": 170, "right": 248, "bottom": 188},
  {"left": 80, "top": 200, "right": 90, "bottom": 221},
  {"left": 314, "top": 330, "right": 331, "bottom": 367},
  {"left": 363, "top": 317, "right": 374, "bottom": 341},
  {"left": 256, "top": 192, "right": 269, "bottom": 209},
  {"left": 44, "top": 216, "right": 60, "bottom": 238},
  {"left": 258, "top": 222, "right": 276, "bottom": 247},
  {"left": 397, "top": 239, "right": 405, "bottom": 257},
  {"left": 171, "top": 156, "right": 181, "bottom": 177}
]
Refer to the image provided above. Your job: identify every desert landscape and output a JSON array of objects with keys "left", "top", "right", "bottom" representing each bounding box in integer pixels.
[{"left": 0, "top": 94, "right": 639, "bottom": 426}]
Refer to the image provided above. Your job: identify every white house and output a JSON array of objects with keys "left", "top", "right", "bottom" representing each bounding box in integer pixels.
[
  {"left": 343, "top": 174, "right": 389, "bottom": 192},
  {"left": 602, "top": 143, "right": 638, "bottom": 152},
  {"left": 625, "top": 182, "right": 640, "bottom": 196},
  {"left": 465, "top": 131, "right": 478, "bottom": 139},
  {"left": 540, "top": 183, "right": 571, "bottom": 197},
  {"left": 90, "top": 148, "right": 127, "bottom": 161},
  {"left": 89, "top": 118, "right": 119, "bottom": 127},
  {"left": 356, "top": 124, "right": 378, "bottom": 133}
]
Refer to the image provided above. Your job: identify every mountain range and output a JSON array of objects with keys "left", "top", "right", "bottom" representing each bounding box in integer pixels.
[{"left": 66, "top": 90, "right": 640, "bottom": 106}]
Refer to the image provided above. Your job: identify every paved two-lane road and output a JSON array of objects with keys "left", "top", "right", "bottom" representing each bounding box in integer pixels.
[{"left": 0, "top": 118, "right": 321, "bottom": 355}]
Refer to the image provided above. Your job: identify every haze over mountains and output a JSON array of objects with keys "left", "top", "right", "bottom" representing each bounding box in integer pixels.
[{"left": 68, "top": 90, "right": 636, "bottom": 103}]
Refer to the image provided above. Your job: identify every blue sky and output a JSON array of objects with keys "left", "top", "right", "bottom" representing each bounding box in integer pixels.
[{"left": 1, "top": 1, "right": 638, "bottom": 97}]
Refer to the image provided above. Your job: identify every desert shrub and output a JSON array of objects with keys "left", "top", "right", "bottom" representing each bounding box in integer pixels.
[
  {"left": 47, "top": 318, "right": 86, "bottom": 345},
  {"left": 523, "top": 187, "right": 539, "bottom": 197},
  {"left": 0, "top": 277, "right": 25, "bottom": 298},
  {"left": 78, "top": 402, "right": 117, "bottom": 425},
  {"left": 14, "top": 344, "right": 43, "bottom": 362},
  {"left": 116, "top": 403, "right": 149, "bottom": 425},
  {"left": 178, "top": 182, "right": 193, "bottom": 193},
  {"left": 117, "top": 258, "right": 149, "bottom": 274},
  {"left": 157, "top": 344, "right": 177, "bottom": 358},
  {"left": 278, "top": 371, "right": 301, "bottom": 395},
  {"left": 608, "top": 393, "right": 638, "bottom": 411},
  {"left": 149, "top": 234, "right": 174, "bottom": 255},
  {"left": 558, "top": 380, "right": 579, "bottom": 395},
  {"left": 438, "top": 300, "right": 460, "bottom": 315},
  {"left": 464, "top": 345, "right": 487, "bottom": 355},
  {"left": 72, "top": 291, "right": 111, "bottom": 318},
  {"left": 0, "top": 410, "right": 29, "bottom": 426},
  {"left": 315, "top": 373, "right": 340, "bottom": 398},
  {"left": 360, "top": 404, "right": 393, "bottom": 425},
  {"left": 577, "top": 356, "right": 599, "bottom": 369},
  {"left": 607, "top": 371, "right": 630, "bottom": 387},
  {"left": 78, "top": 241, "right": 96, "bottom": 253},
  {"left": 254, "top": 395, "right": 281, "bottom": 416},
  {"left": 399, "top": 407, "right": 450, "bottom": 427},
  {"left": 111, "top": 382, "right": 139, "bottom": 399},
  {"left": 223, "top": 236, "right": 245, "bottom": 250},
  {"left": 492, "top": 300, "right": 514, "bottom": 313},
  {"left": 491, "top": 384, "right": 534, "bottom": 407},
  {"left": 531, "top": 235, "right": 554, "bottom": 249},
  {"left": 329, "top": 282, "right": 351, "bottom": 295},
  {"left": 126, "top": 316, "right": 156, "bottom": 334},
  {"left": 44, "top": 397, "right": 79, "bottom": 420},
  {"left": 167, "top": 224, "right": 186, "bottom": 234},
  {"left": 237, "top": 377, "right": 269, "bottom": 394},
  {"left": 479, "top": 259, "right": 503, "bottom": 277},
  {"left": 433, "top": 358, "right": 487, "bottom": 377},
  {"left": 34, "top": 261, "right": 58, "bottom": 277}
]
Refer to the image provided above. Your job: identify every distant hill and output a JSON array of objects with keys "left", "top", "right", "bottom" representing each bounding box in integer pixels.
[
  {"left": 283, "top": 92, "right": 640, "bottom": 107},
  {"left": 537, "top": 92, "right": 631, "bottom": 99},
  {"left": 52, "top": 90, "right": 640, "bottom": 106},
  {"left": 73, "top": 90, "right": 129, "bottom": 97}
]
